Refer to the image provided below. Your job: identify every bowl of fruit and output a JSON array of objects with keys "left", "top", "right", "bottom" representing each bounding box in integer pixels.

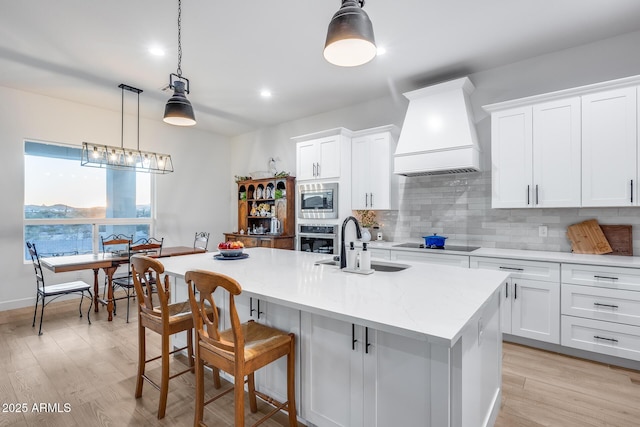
[{"left": 217, "top": 241, "right": 245, "bottom": 257}]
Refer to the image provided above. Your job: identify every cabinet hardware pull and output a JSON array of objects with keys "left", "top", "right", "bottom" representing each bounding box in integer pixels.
[
  {"left": 250, "top": 297, "right": 256, "bottom": 317},
  {"left": 499, "top": 266, "right": 524, "bottom": 271},
  {"left": 365, "top": 193, "right": 369, "bottom": 207},
  {"left": 632, "top": 179, "right": 634, "bottom": 204},
  {"left": 352, "top": 324, "right": 357, "bottom": 350},
  {"left": 594, "top": 302, "right": 619, "bottom": 309},
  {"left": 594, "top": 335, "right": 618, "bottom": 343},
  {"left": 527, "top": 185, "right": 530, "bottom": 205},
  {"left": 535, "top": 184, "right": 539, "bottom": 205},
  {"left": 505, "top": 282, "right": 509, "bottom": 298},
  {"left": 365, "top": 327, "right": 371, "bottom": 354},
  {"left": 594, "top": 275, "right": 619, "bottom": 281},
  {"left": 316, "top": 162, "right": 320, "bottom": 177},
  {"left": 370, "top": 193, "right": 374, "bottom": 207},
  {"left": 312, "top": 163, "right": 316, "bottom": 177},
  {"left": 257, "top": 299, "right": 263, "bottom": 319},
  {"left": 514, "top": 283, "right": 517, "bottom": 300}
]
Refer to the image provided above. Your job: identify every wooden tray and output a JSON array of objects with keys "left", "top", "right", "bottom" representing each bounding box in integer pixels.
[
  {"left": 567, "top": 219, "right": 612, "bottom": 254},
  {"left": 601, "top": 225, "right": 633, "bottom": 256}
]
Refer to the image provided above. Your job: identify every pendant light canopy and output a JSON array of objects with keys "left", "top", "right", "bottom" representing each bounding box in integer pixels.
[
  {"left": 163, "top": 0, "right": 196, "bottom": 126},
  {"left": 324, "top": 0, "right": 376, "bottom": 67}
]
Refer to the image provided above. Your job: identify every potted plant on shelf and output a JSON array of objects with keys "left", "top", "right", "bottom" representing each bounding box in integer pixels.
[{"left": 354, "top": 210, "right": 378, "bottom": 242}]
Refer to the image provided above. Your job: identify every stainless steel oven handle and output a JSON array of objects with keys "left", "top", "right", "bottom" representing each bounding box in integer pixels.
[{"left": 298, "top": 233, "right": 337, "bottom": 239}]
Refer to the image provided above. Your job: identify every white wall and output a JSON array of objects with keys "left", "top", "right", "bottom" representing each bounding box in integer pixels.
[{"left": 0, "top": 86, "right": 232, "bottom": 311}]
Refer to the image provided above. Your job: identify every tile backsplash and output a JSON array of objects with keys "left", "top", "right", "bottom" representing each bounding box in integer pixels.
[{"left": 377, "top": 171, "right": 640, "bottom": 255}]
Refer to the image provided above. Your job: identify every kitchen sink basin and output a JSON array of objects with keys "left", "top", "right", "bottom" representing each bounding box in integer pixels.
[{"left": 314, "top": 258, "right": 410, "bottom": 272}]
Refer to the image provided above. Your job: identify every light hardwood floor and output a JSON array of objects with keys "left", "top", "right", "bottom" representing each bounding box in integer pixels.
[{"left": 1, "top": 299, "right": 639, "bottom": 426}]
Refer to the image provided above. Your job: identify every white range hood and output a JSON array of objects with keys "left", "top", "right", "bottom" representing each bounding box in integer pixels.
[{"left": 394, "top": 77, "right": 480, "bottom": 176}]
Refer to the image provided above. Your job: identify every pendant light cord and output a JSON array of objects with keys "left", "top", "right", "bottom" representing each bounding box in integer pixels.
[{"left": 176, "top": 0, "right": 182, "bottom": 77}]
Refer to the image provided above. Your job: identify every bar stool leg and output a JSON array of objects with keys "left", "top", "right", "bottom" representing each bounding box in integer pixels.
[
  {"left": 135, "top": 323, "right": 146, "bottom": 398},
  {"left": 157, "top": 332, "right": 170, "bottom": 419}
]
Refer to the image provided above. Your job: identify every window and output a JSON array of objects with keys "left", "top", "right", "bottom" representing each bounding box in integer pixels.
[{"left": 24, "top": 141, "right": 153, "bottom": 259}]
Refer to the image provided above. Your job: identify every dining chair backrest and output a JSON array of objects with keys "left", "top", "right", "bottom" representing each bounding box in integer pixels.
[
  {"left": 131, "top": 255, "right": 169, "bottom": 316},
  {"left": 194, "top": 232, "right": 210, "bottom": 251},
  {"left": 186, "top": 269, "right": 238, "bottom": 352},
  {"left": 26, "top": 241, "right": 46, "bottom": 291},
  {"left": 132, "top": 237, "right": 164, "bottom": 257},
  {"left": 101, "top": 234, "right": 132, "bottom": 256}
]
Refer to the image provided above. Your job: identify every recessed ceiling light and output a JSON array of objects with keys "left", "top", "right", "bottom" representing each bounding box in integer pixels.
[
  {"left": 376, "top": 46, "right": 387, "bottom": 56},
  {"left": 148, "top": 46, "right": 165, "bottom": 56},
  {"left": 260, "top": 89, "right": 272, "bottom": 98}
]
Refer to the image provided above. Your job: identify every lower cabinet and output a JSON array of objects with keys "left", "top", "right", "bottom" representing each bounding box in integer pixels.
[
  {"left": 300, "top": 312, "right": 430, "bottom": 427},
  {"left": 233, "top": 294, "right": 302, "bottom": 410},
  {"left": 471, "top": 257, "right": 560, "bottom": 344},
  {"left": 391, "top": 250, "right": 470, "bottom": 268}
]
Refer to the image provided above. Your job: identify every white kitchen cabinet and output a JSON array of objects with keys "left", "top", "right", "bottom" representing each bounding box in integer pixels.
[
  {"left": 294, "top": 129, "right": 351, "bottom": 181},
  {"left": 561, "top": 264, "right": 640, "bottom": 361},
  {"left": 489, "top": 97, "right": 581, "bottom": 208},
  {"left": 471, "top": 257, "right": 560, "bottom": 344},
  {"left": 581, "top": 87, "right": 637, "bottom": 206},
  {"left": 351, "top": 126, "right": 399, "bottom": 210},
  {"left": 391, "top": 250, "right": 469, "bottom": 268},
  {"left": 232, "top": 293, "right": 301, "bottom": 408},
  {"left": 301, "top": 313, "right": 431, "bottom": 427}
]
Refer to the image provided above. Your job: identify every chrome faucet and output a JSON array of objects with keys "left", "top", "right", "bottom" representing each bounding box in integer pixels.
[{"left": 340, "top": 216, "right": 362, "bottom": 269}]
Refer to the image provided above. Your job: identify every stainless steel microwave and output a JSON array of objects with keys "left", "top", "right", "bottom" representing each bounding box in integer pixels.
[{"left": 297, "top": 182, "right": 338, "bottom": 219}]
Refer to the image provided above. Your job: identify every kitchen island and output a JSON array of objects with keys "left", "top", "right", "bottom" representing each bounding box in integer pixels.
[{"left": 160, "top": 247, "right": 510, "bottom": 427}]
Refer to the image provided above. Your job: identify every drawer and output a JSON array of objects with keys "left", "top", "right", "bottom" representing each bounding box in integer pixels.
[
  {"left": 368, "top": 248, "right": 391, "bottom": 260},
  {"left": 470, "top": 257, "right": 559, "bottom": 282},
  {"left": 561, "top": 315, "right": 640, "bottom": 361},
  {"left": 392, "top": 251, "right": 469, "bottom": 268},
  {"left": 562, "top": 264, "right": 640, "bottom": 291},
  {"left": 561, "top": 283, "right": 640, "bottom": 327}
]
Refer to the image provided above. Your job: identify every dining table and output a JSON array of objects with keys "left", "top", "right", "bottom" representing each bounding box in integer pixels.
[{"left": 40, "top": 246, "right": 205, "bottom": 321}]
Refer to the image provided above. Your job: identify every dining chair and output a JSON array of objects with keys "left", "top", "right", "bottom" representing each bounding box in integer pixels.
[
  {"left": 194, "top": 231, "right": 210, "bottom": 251},
  {"left": 100, "top": 234, "right": 132, "bottom": 320},
  {"left": 186, "top": 269, "right": 298, "bottom": 427},
  {"left": 111, "top": 236, "right": 164, "bottom": 322},
  {"left": 26, "top": 242, "right": 93, "bottom": 335},
  {"left": 130, "top": 254, "right": 198, "bottom": 419}
]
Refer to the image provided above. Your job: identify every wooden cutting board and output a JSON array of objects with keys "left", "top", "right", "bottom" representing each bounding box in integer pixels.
[
  {"left": 601, "top": 224, "right": 633, "bottom": 256},
  {"left": 567, "top": 219, "right": 613, "bottom": 254}
]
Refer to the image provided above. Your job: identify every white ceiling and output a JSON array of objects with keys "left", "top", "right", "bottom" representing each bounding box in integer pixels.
[{"left": 3, "top": 0, "right": 640, "bottom": 136}]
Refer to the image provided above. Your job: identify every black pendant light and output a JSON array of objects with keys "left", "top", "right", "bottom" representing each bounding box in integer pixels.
[
  {"left": 164, "top": 0, "right": 196, "bottom": 126},
  {"left": 324, "top": 0, "right": 376, "bottom": 67}
]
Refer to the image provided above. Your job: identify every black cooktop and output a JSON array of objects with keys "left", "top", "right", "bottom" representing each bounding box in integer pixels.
[{"left": 393, "top": 242, "right": 480, "bottom": 253}]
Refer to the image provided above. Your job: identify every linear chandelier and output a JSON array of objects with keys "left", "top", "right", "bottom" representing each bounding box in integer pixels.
[{"left": 81, "top": 84, "right": 174, "bottom": 174}]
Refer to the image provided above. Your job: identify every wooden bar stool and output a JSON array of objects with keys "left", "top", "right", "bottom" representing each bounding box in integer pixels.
[
  {"left": 186, "top": 269, "right": 298, "bottom": 427},
  {"left": 131, "top": 255, "right": 199, "bottom": 419}
]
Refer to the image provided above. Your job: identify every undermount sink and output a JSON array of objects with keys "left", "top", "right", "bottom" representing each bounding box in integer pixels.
[{"left": 314, "top": 258, "right": 410, "bottom": 272}]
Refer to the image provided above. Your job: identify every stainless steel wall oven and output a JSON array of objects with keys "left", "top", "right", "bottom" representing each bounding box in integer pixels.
[{"left": 297, "top": 224, "right": 338, "bottom": 254}]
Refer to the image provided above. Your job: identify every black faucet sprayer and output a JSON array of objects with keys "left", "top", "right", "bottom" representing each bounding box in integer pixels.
[{"left": 340, "top": 216, "right": 362, "bottom": 269}]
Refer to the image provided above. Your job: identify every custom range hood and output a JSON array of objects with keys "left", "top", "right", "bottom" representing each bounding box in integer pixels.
[{"left": 394, "top": 77, "right": 480, "bottom": 176}]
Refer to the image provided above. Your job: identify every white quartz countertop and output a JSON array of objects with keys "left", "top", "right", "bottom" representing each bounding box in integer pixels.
[
  {"left": 160, "top": 247, "right": 509, "bottom": 346},
  {"left": 470, "top": 247, "right": 640, "bottom": 268}
]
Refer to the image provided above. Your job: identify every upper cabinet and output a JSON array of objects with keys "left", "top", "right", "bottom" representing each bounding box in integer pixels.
[
  {"left": 581, "top": 87, "right": 637, "bottom": 207},
  {"left": 351, "top": 125, "right": 400, "bottom": 210},
  {"left": 485, "top": 75, "right": 640, "bottom": 208},
  {"left": 293, "top": 128, "right": 352, "bottom": 181},
  {"left": 490, "top": 98, "right": 581, "bottom": 208}
]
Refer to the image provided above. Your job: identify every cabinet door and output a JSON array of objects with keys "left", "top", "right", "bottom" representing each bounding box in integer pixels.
[
  {"left": 500, "top": 280, "right": 512, "bottom": 334},
  {"left": 511, "top": 278, "right": 560, "bottom": 344},
  {"left": 582, "top": 87, "right": 637, "bottom": 206},
  {"left": 362, "top": 328, "right": 430, "bottom": 427},
  {"left": 351, "top": 136, "right": 370, "bottom": 209},
  {"left": 317, "top": 136, "right": 341, "bottom": 179},
  {"left": 297, "top": 140, "right": 318, "bottom": 181},
  {"left": 491, "top": 107, "right": 533, "bottom": 208},
  {"left": 255, "top": 302, "right": 301, "bottom": 412},
  {"left": 301, "top": 312, "right": 363, "bottom": 427},
  {"left": 532, "top": 97, "right": 581, "bottom": 207}
]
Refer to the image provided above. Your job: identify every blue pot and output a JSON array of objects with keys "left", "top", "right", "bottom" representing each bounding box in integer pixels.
[{"left": 423, "top": 234, "right": 448, "bottom": 248}]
